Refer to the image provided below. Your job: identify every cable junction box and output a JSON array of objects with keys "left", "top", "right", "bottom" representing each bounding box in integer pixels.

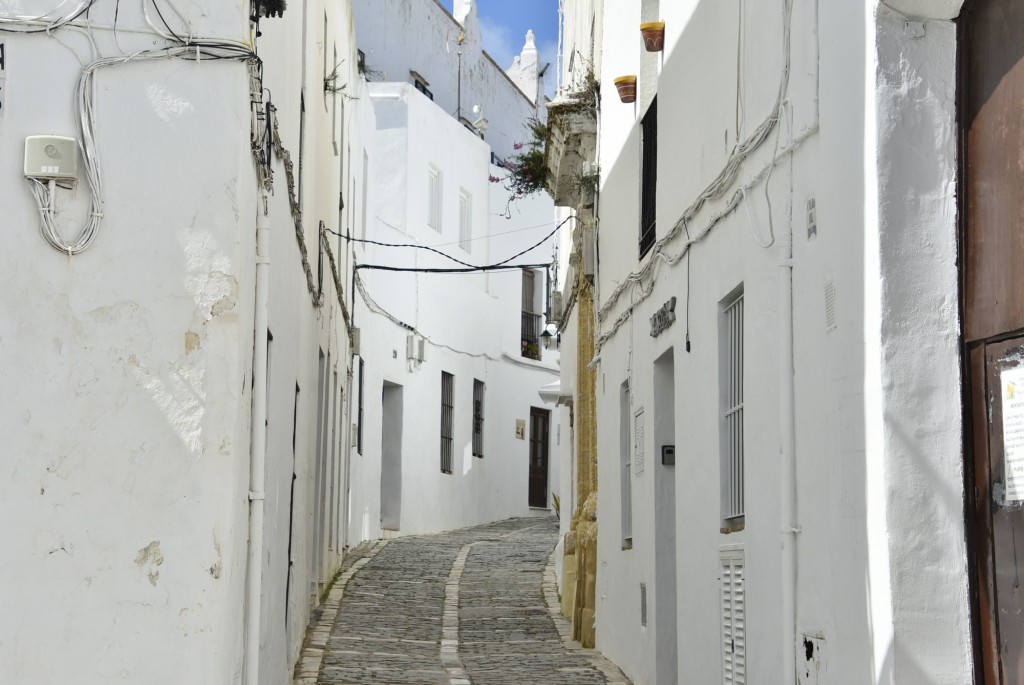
[{"left": 24, "top": 135, "right": 78, "bottom": 182}]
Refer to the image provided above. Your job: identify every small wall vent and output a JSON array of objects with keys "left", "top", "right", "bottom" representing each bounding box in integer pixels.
[
  {"left": 824, "top": 278, "right": 837, "bottom": 332},
  {"left": 640, "top": 582, "right": 648, "bottom": 627},
  {"left": 807, "top": 197, "right": 817, "bottom": 239}
]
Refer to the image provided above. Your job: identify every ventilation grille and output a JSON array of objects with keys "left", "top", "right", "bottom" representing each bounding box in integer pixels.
[
  {"left": 640, "top": 582, "right": 648, "bottom": 627},
  {"left": 824, "top": 279, "right": 837, "bottom": 332}
]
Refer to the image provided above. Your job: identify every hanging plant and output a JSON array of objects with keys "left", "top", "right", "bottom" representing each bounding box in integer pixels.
[{"left": 492, "top": 118, "right": 551, "bottom": 202}]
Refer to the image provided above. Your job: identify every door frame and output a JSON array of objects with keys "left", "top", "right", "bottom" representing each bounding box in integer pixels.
[
  {"left": 529, "top": 407, "right": 551, "bottom": 508},
  {"left": 956, "top": 2, "right": 1024, "bottom": 679}
]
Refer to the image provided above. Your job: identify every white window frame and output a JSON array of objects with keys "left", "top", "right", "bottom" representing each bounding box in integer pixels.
[
  {"left": 721, "top": 288, "right": 744, "bottom": 523},
  {"left": 428, "top": 166, "right": 442, "bottom": 231},
  {"left": 620, "top": 381, "right": 633, "bottom": 549}
]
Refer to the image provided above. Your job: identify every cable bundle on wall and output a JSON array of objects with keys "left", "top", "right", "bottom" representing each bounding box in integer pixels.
[
  {"left": 2, "top": 1, "right": 257, "bottom": 255},
  {"left": 595, "top": 0, "right": 798, "bottom": 350},
  {"left": 0, "top": 0, "right": 98, "bottom": 33}
]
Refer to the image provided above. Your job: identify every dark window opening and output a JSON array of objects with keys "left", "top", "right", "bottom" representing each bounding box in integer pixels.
[
  {"left": 441, "top": 372, "right": 454, "bottom": 473},
  {"left": 357, "top": 357, "right": 364, "bottom": 455},
  {"left": 411, "top": 71, "right": 433, "bottom": 101},
  {"left": 521, "top": 269, "right": 541, "bottom": 361},
  {"left": 640, "top": 97, "right": 658, "bottom": 259},
  {"left": 473, "top": 380, "right": 485, "bottom": 458}
]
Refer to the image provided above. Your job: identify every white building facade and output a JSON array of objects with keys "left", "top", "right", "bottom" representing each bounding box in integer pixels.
[
  {"left": 344, "top": 0, "right": 562, "bottom": 543},
  {"left": 0, "top": 1, "right": 371, "bottom": 683},
  {"left": 555, "top": 0, "right": 980, "bottom": 683}
]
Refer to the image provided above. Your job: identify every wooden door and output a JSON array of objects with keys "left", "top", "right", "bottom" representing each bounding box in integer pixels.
[
  {"left": 529, "top": 408, "right": 550, "bottom": 508},
  {"left": 963, "top": 0, "right": 1024, "bottom": 680},
  {"left": 968, "top": 338, "right": 1024, "bottom": 683}
]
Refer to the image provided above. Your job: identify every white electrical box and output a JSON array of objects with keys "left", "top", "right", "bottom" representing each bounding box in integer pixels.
[
  {"left": 24, "top": 135, "right": 78, "bottom": 181},
  {"left": 406, "top": 334, "right": 425, "bottom": 362}
]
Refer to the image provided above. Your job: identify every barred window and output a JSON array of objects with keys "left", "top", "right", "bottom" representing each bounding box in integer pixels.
[{"left": 440, "top": 372, "right": 454, "bottom": 474}]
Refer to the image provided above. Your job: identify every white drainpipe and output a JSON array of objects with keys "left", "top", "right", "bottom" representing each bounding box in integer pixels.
[
  {"left": 244, "top": 191, "right": 271, "bottom": 685},
  {"left": 779, "top": 116, "right": 799, "bottom": 683}
]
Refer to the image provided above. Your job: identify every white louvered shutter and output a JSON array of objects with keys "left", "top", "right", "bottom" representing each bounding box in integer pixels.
[
  {"left": 720, "top": 550, "right": 746, "bottom": 684},
  {"left": 634, "top": 408, "right": 645, "bottom": 476}
]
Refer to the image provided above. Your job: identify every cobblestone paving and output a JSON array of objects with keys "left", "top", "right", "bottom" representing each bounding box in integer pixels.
[{"left": 313, "top": 517, "right": 630, "bottom": 685}]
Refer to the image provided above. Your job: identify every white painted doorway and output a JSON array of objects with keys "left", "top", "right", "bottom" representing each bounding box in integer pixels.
[
  {"left": 380, "top": 382, "right": 404, "bottom": 531},
  {"left": 653, "top": 348, "right": 678, "bottom": 684}
]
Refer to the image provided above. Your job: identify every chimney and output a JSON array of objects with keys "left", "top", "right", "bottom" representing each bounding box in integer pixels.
[
  {"left": 453, "top": 0, "right": 473, "bottom": 25},
  {"left": 506, "top": 30, "right": 540, "bottom": 103}
]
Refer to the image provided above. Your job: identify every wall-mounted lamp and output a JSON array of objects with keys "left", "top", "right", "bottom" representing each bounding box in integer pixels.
[{"left": 542, "top": 323, "right": 558, "bottom": 350}]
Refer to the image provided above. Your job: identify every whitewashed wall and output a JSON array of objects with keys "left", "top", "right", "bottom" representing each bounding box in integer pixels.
[
  {"left": 0, "top": 3, "right": 254, "bottom": 683},
  {"left": 352, "top": 0, "right": 542, "bottom": 161},
  {"left": 0, "top": 1, "right": 365, "bottom": 683},
  {"left": 345, "top": 83, "right": 559, "bottom": 542},
  {"left": 581, "top": 0, "right": 972, "bottom": 683},
  {"left": 253, "top": 1, "right": 365, "bottom": 681}
]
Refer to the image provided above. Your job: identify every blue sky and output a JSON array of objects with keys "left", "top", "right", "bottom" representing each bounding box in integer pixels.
[{"left": 474, "top": 0, "right": 560, "bottom": 97}]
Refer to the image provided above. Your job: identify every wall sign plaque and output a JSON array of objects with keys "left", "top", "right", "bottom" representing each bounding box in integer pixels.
[{"left": 650, "top": 296, "right": 677, "bottom": 337}]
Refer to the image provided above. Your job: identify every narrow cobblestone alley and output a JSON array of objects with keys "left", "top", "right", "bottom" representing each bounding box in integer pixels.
[{"left": 295, "top": 518, "right": 630, "bottom": 685}]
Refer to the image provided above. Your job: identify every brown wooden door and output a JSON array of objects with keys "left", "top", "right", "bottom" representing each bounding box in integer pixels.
[
  {"left": 529, "top": 408, "right": 550, "bottom": 508},
  {"left": 968, "top": 338, "right": 1024, "bottom": 684},
  {"left": 963, "top": 1, "right": 1024, "bottom": 680}
]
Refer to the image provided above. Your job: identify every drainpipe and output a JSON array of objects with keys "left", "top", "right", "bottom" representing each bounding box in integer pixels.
[
  {"left": 778, "top": 117, "right": 798, "bottom": 683},
  {"left": 244, "top": 189, "right": 271, "bottom": 685}
]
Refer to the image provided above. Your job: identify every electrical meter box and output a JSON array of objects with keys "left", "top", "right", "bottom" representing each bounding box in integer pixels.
[{"left": 24, "top": 136, "right": 78, "bottom": 181}]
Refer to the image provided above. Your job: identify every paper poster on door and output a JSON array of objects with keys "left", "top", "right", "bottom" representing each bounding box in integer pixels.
[{"left": 1000, "top": 367, "right": 1024, "bottom": 503}]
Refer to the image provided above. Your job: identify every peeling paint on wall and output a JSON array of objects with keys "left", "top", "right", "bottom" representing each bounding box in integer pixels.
[{"left": 134, "top": 541, "right": 164, "bottom": 586}]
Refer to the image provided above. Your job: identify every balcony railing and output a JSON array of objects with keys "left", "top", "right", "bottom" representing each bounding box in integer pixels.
[{"left": 521, "top": 311, "right": 542, "bottom": 361}]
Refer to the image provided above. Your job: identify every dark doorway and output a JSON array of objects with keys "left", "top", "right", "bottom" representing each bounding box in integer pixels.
[
  {"left": 529, "top": 408, "right": 551, "bottom": 508},
  {"left": 380, "top": 382, "right": 404, "bottom": 531},
  {"left": 961, "top": 0, "right": 1024, "bottom": 680}
]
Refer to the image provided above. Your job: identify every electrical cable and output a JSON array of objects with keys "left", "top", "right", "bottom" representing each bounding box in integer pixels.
[
  {"left": 18, "top": 41, "right": 258, "bottom": 254},
  {"left": 595, "top": 0, "right": 797, "bottom": 349},
  {"left": 354, "top": 272, "right": 501, "bottom": 361},
  {"left": 328, "top": 230, "right": 478, "bottom": 268},
  {"left": 394, "top": 218, "right": 559, "bottom": 249},
  {"left": 335, "top": 215, "right": 574, "bottom": 271},
  {"left": 0, "top": 0, "right": 97, "bottom": 34},
  {"left": 355, "top": 262, "right": 551, "bottom": 274}
]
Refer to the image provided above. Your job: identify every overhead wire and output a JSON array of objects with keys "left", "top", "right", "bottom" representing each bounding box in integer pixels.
[
  {"left": 336, "top": 215, "right": 573, "bottom": 272},
  {"left": 356, "top": 262, "right": 551, "bottom": 274},
  {"left": 355, "top": 272, "right": 501, "bottom": 361}
]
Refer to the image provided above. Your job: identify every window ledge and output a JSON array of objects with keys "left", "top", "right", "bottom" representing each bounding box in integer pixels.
[
  {"left": 720, "top": 517, "right": 745, "bottom": 535},
  {"left": 502, "top": 351, "right": 559, "bottom": 373}
]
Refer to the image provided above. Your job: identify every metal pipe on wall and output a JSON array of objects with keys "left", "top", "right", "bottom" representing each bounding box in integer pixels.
[{"left": 243, "top": 190, "right": 271, "bottom": 685}]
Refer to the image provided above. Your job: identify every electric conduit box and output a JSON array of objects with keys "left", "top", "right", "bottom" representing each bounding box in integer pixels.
[{"left": 24, "top": 136, "right": 78, "bottom": 182}]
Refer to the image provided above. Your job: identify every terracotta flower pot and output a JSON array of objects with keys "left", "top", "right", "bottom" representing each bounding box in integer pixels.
[
  {"left": 614, "top": 75, "right": 637, "bottom": 104},
  {"left": 640, "top": 21, "right": 666, "bottom": 52}
]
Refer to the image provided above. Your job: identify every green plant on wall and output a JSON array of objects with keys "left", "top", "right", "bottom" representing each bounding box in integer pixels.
[
  {"left": 324, "top": 61, "right": 345, "bottom": 94},
  {"left": 491, "top": 69, "right": 599, "bottom": 214}
]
